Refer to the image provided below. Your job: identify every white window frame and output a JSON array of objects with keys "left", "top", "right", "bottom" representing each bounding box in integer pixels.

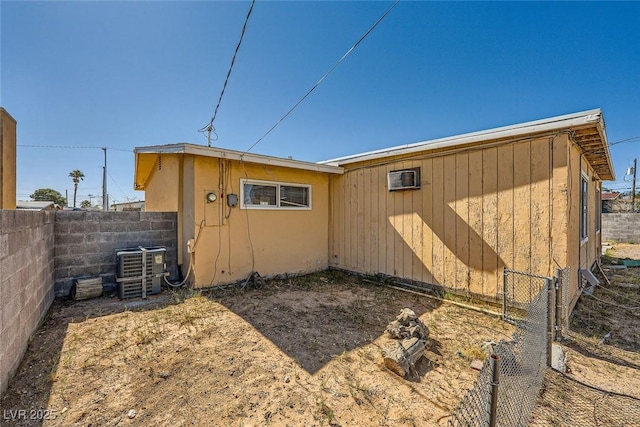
[
  {"left": 240, "top": 178, "right": 312, "bottom": 210},
  {"left": 580, "top": 172, "right": 589, "bottom": 244}
]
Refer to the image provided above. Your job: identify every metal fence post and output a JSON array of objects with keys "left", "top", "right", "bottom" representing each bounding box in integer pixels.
[
  {"left": 488, "top": 354, "right": 500, "bottom": 427},
  {"left": 546, "top": 277, "right": 554, "bottom": 367},
  {"left": 502, "top": 269, "right": 508, "bottom": 320},
  {"left": 555, "top": 268, "right": 563, "bottom": 340}
]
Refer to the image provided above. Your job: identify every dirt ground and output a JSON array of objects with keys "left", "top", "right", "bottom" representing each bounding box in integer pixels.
[
  {"left": 1, "top": 270, "right": 514, "bottom": 427},
  {"left": 3, "top": 246, "right": 639, "bottom": 427},
  {"left": 531, "top": 243, "right": 640, "bottom": 426}
]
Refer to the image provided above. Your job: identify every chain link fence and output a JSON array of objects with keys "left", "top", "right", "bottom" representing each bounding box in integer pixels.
[
  {"left": 531, "top": 367, "right": 640, "bottom": 426},
  {"left": 448, "top": 269, "right": 551, "bottom": 427},
  {"left": 502, "top": 269, "right": 550, "bottom": 324}
]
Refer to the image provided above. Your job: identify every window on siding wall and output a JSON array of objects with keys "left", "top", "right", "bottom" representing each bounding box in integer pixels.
[
  {"left": 241, "top": 179, "right": 311, "bottom": 209},
  {"left": 581, "top": 175, "right": 588, "bottom": 241},
  {"left": 595, "top": 187, "right": 601, "bottom": 233}
]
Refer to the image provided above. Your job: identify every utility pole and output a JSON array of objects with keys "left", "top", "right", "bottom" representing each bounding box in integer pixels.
[
  {"left": 102, "top": 147, "right": 108, "bottom": 211},
  {"left": 632, "top": 158, "right": 637, "bottom": 213}
]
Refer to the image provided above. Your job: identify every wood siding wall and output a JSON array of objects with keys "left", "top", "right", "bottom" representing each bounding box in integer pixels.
[
  {"left": 329, "top": 135, "right": 570, "bottom": 300},
  {"left": 565, "top": 142, "right": 602, "bottom": 310}
]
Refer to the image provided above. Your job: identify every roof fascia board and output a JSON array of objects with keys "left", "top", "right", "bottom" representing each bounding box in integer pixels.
[
  {"left": 320, "top": 109, "right": 603, "bottom": 166},
  {"left": 134, "top": 144, "right": 343, "bottom": 175},
  {"left": 591, "top": 117, "right": 616, "bottom": 181}
]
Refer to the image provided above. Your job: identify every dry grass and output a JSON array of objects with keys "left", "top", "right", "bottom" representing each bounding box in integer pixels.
[
  {"left": 1, "top": 271, "right": 514, "bottom": 427},
  {"left": 531, "top": 244, "right": 640, "bottom": 426}
]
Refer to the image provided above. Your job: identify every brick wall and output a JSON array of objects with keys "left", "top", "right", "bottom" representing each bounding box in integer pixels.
[
  {"left": 602, "top": 213, "right": 640, "bottom": 243},
  {"left": 0, "top": 210, "right": 55, "bottom": 397},
  {"left": 54, "top": 211, "right": 178, "bottom": 296}
]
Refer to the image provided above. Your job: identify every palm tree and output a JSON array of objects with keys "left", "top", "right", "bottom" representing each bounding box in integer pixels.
[{"left": 69, "top": 169, "right": 85, "bottom": 208}]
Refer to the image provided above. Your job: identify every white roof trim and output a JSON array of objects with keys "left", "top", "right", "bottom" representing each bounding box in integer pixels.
[
  {"left": 320, "top": 109, "right": 604, "bottom": 166},
  {"left": 135, "top": 143, "right": 344, "bottom": 175}
]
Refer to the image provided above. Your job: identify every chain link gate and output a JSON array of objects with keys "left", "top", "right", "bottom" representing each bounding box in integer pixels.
[
  {"left": 502, "top": 269, "right": 551, "bottom": 324},
  {"left": 449, "top": 269, "right": 554, "bottom": 427}
]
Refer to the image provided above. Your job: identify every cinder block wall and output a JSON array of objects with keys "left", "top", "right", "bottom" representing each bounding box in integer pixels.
[
  {"left": 54, "top": 211, "right": 178, "bottom": 296},
  {"left": 0, "top": 210, "right": 55, "bottom": 397},
  {"left": 602, "top": 213, "right": 640, "bottom": 243}
]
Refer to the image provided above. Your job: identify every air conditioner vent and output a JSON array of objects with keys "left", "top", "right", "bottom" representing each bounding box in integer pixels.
[
  {"left": 388, "top": 167, "right": 421, "bottom": 191},
  {"left": 116, "top": 246, "right": 167, "bottom": 299}
]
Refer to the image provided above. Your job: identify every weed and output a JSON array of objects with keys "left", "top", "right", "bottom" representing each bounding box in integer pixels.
[
  {"left": 319, "top": 402, "right": 335, "bottom": 426},
  {"left": 462, "top": 346, "right": 486, "bottom": 361}
]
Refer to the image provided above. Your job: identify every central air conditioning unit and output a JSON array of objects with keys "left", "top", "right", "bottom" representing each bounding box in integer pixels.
[
  {"left": 116, "top": 246, "right": 168, "bottom": 299},
  {"left": 388, "top": 167, "right": 421, "bottom": 191}
]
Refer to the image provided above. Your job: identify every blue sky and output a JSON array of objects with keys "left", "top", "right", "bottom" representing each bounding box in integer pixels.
[{"left": 2, "top": 1, "right": 639, "bottom": 204}]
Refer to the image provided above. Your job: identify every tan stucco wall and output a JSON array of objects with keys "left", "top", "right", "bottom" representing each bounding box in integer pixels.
[
  {"left": 141, "top": 154, "right": 181, "bottom": 212},
  {"left": 1, "top": 108, "right": 17, "bottom": 210},
  {"left": 139, "top": 153, "right": 184, "bottom": 263},
  {"left": 141, "top": 152, "right": 331, "bottom": 287},
  {"left": 329, "top": 134, "right": 573, "bottom": 302},
  {"left": 187, "top": 157, "right": 330, "bottom": 287}
]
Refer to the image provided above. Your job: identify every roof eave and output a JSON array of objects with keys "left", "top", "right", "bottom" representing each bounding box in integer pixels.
[
  {"left": 134, "top": 143, "right": 344, "bottom": 175},
  {"left": 320, "top": 109, "right": 605, "bottom": 167}
]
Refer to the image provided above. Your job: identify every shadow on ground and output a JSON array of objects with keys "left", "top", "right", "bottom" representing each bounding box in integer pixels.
[{"left": 206, "top": 270, "right": 444, "bottom": 375}]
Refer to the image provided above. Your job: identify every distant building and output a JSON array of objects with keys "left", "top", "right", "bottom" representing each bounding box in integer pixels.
[
  {"left": 110, "top": 201, "right": 145, "bottom": 211},
  {"left": 16, "top": 201, "right": 61, "bottom": 211},
  {"left": 0, "top": 108, "right": 17, "bottom": 209},
  {"left": 601, "top": 192, "right": 621, "bottom": 213}
]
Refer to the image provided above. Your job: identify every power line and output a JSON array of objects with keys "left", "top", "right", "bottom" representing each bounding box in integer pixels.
[
  {"left": 243, "top": 0, "right": 400, "bottom": 155},
  {"left": 610, "top": 136, "right": 640, "bottom": 147},
  {"left": 17, "top": 144, "right": 133, "bottom": 152},
  {"left": 198, "top": 0, "right": 256, "bottom": 146},
  {"left": 108, "top": 172, "right": 128, "bottom": 199}
]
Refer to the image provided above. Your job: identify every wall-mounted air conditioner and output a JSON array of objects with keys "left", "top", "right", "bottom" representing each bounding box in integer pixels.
[{"left": 388, "top": 168, "right": 421, "bottom": 191}]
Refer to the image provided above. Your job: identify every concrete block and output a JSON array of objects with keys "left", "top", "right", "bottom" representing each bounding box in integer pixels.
[
  {"left": 0, "top": 234, "right": 8, "bottom": 260},
  {"left": 85, "top": 211, "right": 107, "bottom": 222},
  {"left": 161, "top": 230, "right": 177, "bottom": 241},
  {"left": 56, "top": 254, "right": 87, "bottom": 268},
  {"left": 151, "top": 221, "right": 174, "bottom": 231},
  {"left": 86, "top": 233, "right": 112, "bottom": 244},
  {"left": 1, "top": 297, "right": 18, "bottom": 336},
  {"left": 96, "top": 233, "right": 120, "bottom": 244},
  {"left": 54, "top": 244, "right": 69, "bottom": 257},
  {"left": 54, "top": 268, "right": 70, "bottom": 280},
  {"left": 99, "top": 222, "right": 128, "bottom": 232},
  {"left": 54, "top": 221, "right": 69, "bottom": 234},
  {"left": 99, "top": 252, "right": 116, "bottom": 264},
  {"left": 83, "top": 253, "right": 103, "bottom": 267},
  {"left": 56, "top": 211, "right": 86, "bottom": 222},
  {"left": 69, "top": 221, "right": 98, "bottom": 234},
  {"left": 56, "top": 233, "right": 85, "bottom": 245},
  {"left": 69, "top": 265, "right": 100, "bottom": 277},
  {"left": 68, "top": 243, "right": 99, "bottom": 256},
  {"left": 551, "top": 343, "right": 566, "bottom": 373},
  {"left": 119, "top": 211, "right": 141, "bottom": 222},
  {"left": 126, "top": 221, "right": 151, "bottom": 232},
  {"left": 1, "top": 210, "right": 16, "bottom": 232},
  {"left": 161, "top": 212, "right": 177, "bottom": 220},
  {"left": 99, "top": 263, "right": 116, "bottom": 275}
]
